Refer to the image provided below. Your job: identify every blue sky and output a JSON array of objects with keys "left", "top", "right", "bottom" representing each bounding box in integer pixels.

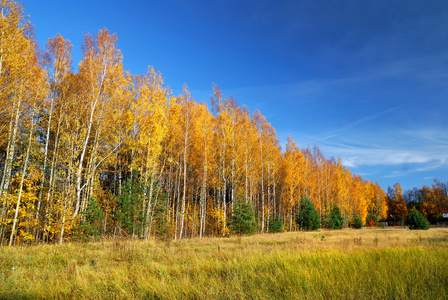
[{"left": 22, "top": 0, "right": 448, "bottom": 191}]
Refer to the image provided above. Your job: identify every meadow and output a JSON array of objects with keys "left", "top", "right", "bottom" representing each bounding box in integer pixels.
[{"left": 0, "top": 228, "right": 447, "bottom": 299}]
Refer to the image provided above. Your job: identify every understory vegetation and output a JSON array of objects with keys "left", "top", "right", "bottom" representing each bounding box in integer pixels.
[{"left": 1, "top": 228, "right": 447, "bottom": 299}]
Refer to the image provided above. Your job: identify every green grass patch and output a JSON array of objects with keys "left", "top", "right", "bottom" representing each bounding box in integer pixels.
[{"left": 0, "top": 229, "right": 447, "bottom": 299}]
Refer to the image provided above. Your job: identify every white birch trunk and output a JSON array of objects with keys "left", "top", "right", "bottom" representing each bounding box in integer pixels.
[{"left": 9, "top": 110, "right": 35, "bottom": 246}]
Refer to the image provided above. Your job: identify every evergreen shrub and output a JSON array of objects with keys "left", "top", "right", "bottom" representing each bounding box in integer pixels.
[
  {"left": 296, "top": 196, "right": 321, "bottom": 231},
  {"left": 407, "top": 209, "right": 430, "bottom": 230}
]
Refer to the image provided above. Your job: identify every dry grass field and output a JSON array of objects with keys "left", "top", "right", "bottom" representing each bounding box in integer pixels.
[{"left": 0, "top": 228, "right": 447, "bottom": 299}]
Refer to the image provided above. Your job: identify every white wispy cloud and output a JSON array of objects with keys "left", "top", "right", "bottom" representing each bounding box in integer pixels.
[
  {"left": 331, "top": 146, "right": 445, "bottom": 168},
  {"left": 316, "top": 127, "right": 448, "bottom": 179}
]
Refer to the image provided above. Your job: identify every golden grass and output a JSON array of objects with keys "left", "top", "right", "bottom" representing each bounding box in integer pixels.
[{"left": 1, "top": 228, "right": 447, "bottom": 299}]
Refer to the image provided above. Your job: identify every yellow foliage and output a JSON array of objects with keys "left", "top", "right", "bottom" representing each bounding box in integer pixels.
[{"left": 210, "top": 208, "right": 230, "bottom": 237}]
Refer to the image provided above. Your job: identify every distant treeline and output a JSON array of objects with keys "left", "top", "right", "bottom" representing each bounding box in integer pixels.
[{"left": 386, "top": 181, "right": 448, "bottom": 225}]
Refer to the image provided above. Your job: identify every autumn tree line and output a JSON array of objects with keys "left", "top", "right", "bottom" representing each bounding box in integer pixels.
[
  {"left": 4, "top": 0, "right": 446, "bottom": 245},
  {"left": 386, "top": 181, "right": 448, "bottom": 226}
]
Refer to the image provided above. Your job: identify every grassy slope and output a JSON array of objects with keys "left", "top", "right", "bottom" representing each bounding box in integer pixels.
[{"left": 0, "top": 228, "right": 447, "bottom": 299}]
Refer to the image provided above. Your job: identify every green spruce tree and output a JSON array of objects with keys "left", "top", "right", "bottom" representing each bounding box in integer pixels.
[
  {"left": 77, "top": 197, "right": 104, "bottom": 241},
  {"left": 115, "top": 175, "right": 144, "bottom": 237},
  {"left": 407, "top": 209, "right": 430, "bottom": 230},
  {"left": 268, "top": 215, "right": 284, "bottom": 233},
  {"left": 232, "top": 198, "right": 257, "bottom": 235},
  {"left": 327, "top": 205, "right": 343, "bottom": 229},
  {"left": 352, "top": 215, "right": 363, "bottom": 229},
  {"left": 296, "top": 195, "right": 321, "bottom": 231},
  {"left": 153, "top": 191, "right": 169, "bottom": 239}
]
